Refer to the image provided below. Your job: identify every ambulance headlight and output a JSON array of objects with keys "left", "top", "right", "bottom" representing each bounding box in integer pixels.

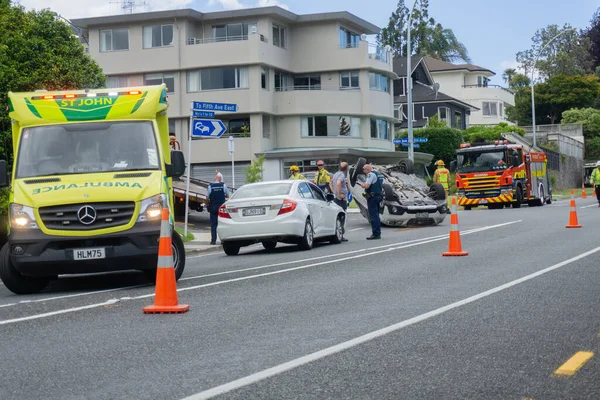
[
  {"left": 10, "top": 204, "right": 39, "bottom": 229},
  {"left": 138, "top": 194, "right": 167, "bottom": 222}
]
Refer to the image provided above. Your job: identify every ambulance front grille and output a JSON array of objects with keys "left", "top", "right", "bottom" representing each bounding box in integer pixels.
[{"left": 38, "top": 202, "right": 136, "bottom": 231}]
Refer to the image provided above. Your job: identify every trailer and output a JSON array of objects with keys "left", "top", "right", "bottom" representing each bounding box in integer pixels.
[{"left": 171, "top": 176, "right": 237, "bottom": 217}]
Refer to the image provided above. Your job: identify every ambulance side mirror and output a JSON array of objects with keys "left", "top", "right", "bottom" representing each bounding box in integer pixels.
[
  {"left": 167, "top": 150, "right": 186, "bottom": 178},
  {"left": 449, "top": 160, "right": 457, "bottom": 172},
  {"left": 0, "top": 161, "right": 7, "bottom": 188}
]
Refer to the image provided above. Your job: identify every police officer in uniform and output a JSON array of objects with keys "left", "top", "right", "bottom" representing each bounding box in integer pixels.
[
  {"left": 360, "top": 163, "right": 384, "bottom": 240},
  {"left": 207, "top": 175, "right": 230, "bottom": 245}
]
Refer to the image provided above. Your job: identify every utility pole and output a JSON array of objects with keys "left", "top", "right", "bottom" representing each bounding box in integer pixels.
[{"left": 406, "top": 0, "right": 419, "bottom": 162}]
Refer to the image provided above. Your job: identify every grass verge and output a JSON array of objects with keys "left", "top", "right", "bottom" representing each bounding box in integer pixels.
[{"left": 175, "top": 228, "right": 195, "bottom": 243}]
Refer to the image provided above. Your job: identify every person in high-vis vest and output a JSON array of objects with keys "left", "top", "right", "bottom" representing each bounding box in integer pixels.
[
  {"left": 207, "top": 175, "right": 230, "bottom": 245},
  {"left": 313, "top": 160, "right": 333, "bottom": 194},
  {"left": 433, "top": 160, "right": 450, "bottom": 193},
  {"left": 289, "top": 165, "right": 307, "bottom": 180},
  {"left": 590, "top": 160, "right": 600, "bottom": 207}
]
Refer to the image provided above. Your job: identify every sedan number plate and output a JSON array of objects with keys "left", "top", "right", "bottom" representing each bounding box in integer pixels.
[
  {"left": 242, "top": 207, "right": 266, "bottom": 217},
  {"left": 73, "top": 248, "right": 105, "bottom": 260},
  {"left": 416, "top": 213, "right": 429, "bottom": 219}
]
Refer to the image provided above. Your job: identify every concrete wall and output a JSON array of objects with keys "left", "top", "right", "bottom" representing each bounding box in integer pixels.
[{"left": 552, "top": 155, "right": 584, "bottom": 190}]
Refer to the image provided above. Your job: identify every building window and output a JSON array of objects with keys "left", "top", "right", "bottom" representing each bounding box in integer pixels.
[
  {"left": 370, "top": 118, "right": 389, "bottom": 140},
  {"left": 143, "top": 25, "right": 174, "bottom": 48},
  {"left": 261, "top": 67, "right": 269, "bottom": 90},
  {"left": 454, "top": 111, "right": 462, "bottom": 129},
  {"left": 187, "top": 67, "right": 249, "bottom": 92},
  {"left": 274, "top": 71, "right": 293, "bottom": 91},
  {"left": 438, "top": 107, "right": 451, "bottom": 126},
  {"left": 144, "top": 73, "right": 175, "bottom": 93},
  {"left": 477, "top": 76, "right": 489, "bottom": 87},
  {"left": 212, "top": 22, "right": 257, "bottom": 41},
  {"left": 339, "top": 27, "right": 360, "bottom": 48},
  {"left": 105, "top": 75, "right": 130, "bottom": 88},
  {"left": 499, "top": 103, "right": 504, "bottom": 117},
  {"left": 100, "top": 28, "right": 129, "bottom": 52},
  {"left": 262, "top": 115, "right": 271, "bottom": 138},
  {"left": 227, "top": 118, "right": 251, "bottom": 136},
  {"left": 340, "top": 71, "right": 359, "bottom": 89},
  {"left": 273, "top": 24, "right": 286, "bottom": 48},
  {"left": 482, "top": 102, "right": 498, "bottom": 116},
  {"left": 294, "top": 75, "right": 321, "bottom": 90},
  {"left": 302, "top": 116, "right": 361, "bottom": 137},
  {"left": 394, "top": 105, "right": 402, "bottom": 122},
  {"left": 369, "top": 73, "right": 389, "bottom": 92},
  {"left": 393, "top": 78, "right": 405, "bottom": 96}
]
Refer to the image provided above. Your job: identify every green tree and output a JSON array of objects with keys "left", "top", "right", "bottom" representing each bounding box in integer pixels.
[
  {"left": 582, "top": 8, "right": 600, "bottom": 72},
  {"left": 561, "top": 108, "right": 600, "bottom": 159},
  {"left": 395, "top": 126, "right": 463, "bottom": 165},
  {"left": 0, "top": 1, "right": 105, "bottom": 166},
  {"left": 516, "top": 24, "right": 593, "bottom": 79},
  {"left": 503, "top": 68, "right": 517, "bottom": 84},
  {"left": 244, "top": 155, "right": 265, "bottom": 184},
  {"left": 506, "top": 74, "right": 600, "bottom": 125},
  {"left": 378, "top": 0, "right": 471, "bottom": 63},
  {"left": 462, "top": 123, "right": 526, "bottom": 144},
  {"left": 509, "top": 73, "right": 531, "bottom": 89}
]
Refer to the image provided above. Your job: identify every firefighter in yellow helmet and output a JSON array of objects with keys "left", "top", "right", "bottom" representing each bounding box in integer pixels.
[
  {"left": 288, "top": 165, "right": 307, "bottom": 180},
  {"left": 433, "top": 159, "right": 450, "bottom": 192}
]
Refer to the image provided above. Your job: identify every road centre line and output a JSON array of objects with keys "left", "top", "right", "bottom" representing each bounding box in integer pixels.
[
  {"left": 0, "top": 221, "right": 519, "bottom": 325},
  {"left": 0, "top": 226, "right": 492, "bottom": 309},
  {"left": 554, "top": 351, "right": 594, "bottom": 376},
  {"left": 348, "top": 228, "right": 365, "bottom": 232},
  {"left": 181, "top": 245, "right": 600, "bottom": 400},
  {"left": 580, "top": 204, "right": 598, "bottom": 209}
]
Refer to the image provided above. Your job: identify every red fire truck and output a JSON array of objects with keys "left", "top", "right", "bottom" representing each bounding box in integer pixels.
[{"left": 451, "top": 140, "right": 552, "bottom": 210}]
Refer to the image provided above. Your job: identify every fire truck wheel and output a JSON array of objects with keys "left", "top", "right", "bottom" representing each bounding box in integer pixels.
[
  {"left": 513, "top": 187, "right": 523, "bottom": 208},
  {"left": 464, "top": 206, "right": 472, "bottom": 211}
]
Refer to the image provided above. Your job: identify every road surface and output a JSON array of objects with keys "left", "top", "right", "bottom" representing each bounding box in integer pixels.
[{"left": 1, "top": 199, "right": 599, "bottom": 399}]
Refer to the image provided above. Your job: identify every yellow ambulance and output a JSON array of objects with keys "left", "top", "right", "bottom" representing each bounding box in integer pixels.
[{"left": 0, "top": 85, "right": 186, "bottom": 294}]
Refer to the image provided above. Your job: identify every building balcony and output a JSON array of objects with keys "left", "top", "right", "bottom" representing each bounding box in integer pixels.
[{"left": 273, "top": 85, "right": 363, "bottom": 115}]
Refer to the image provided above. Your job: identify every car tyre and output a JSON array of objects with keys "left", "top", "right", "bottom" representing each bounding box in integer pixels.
[
  {"left": 0, "top": 243, "right": 50, "bottom": 295},
  {"left": 351, "top": 157, "right": 367, "bottom": 187},
  {"left": 330, "top": 216, "right": 344, "bottom": 244},
  {"left": 398, "top": 158, "right": 415, "bottom": 175},
  {"left": 262, "top": 241, "right": 277, "bottom": 251},
  {"left": 382, "top": 183, "right": 395, "bottom": 201},
  {"left": 298, "top": 219, "right": 314, "bottom": 250},
  {"left": 513, "top": 186, "right": 523, "bottom": 208},
  {"left": 144, "top": 231, "right": 186, "bottom": 283},
  {"left": 223, "top": 242, "right": 240, "bottom": 256},
  {"left": 428, "top": 183, "right": 446, "bottom": 201}
]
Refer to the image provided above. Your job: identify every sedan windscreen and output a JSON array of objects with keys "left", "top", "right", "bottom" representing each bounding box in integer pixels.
[{"left": 232, "top": 182, "right": 293, "bottom": 199}]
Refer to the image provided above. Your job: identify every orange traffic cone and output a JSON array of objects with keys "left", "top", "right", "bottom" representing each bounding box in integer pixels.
[
  {"left": 582, "top": 184, "right": 587, "bottom": 199},
  {"left": 143, "top": 208, "right": 190, "bottom": 314},
  {"left": 565, "top": 190, "right": 582, "bottom": 229},
  {"left": 443, "top": 197, "right": 468, "bottom": 257}
]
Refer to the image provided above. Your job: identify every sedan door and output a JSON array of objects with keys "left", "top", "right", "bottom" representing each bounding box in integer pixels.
[
  {"left": 307, "top": 183, "right": 334, "bottom": 236},
  {"left": 298, "top": 182, "right": 320, "bottom": 233}
]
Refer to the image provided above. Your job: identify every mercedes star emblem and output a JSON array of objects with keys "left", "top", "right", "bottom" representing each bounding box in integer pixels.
[{"left": 77, "top": 205, "right": 97, "bottom": 225}]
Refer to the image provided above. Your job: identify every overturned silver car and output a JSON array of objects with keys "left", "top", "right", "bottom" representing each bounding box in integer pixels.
[{"left": 348, "top": 157, "right": 449, "bottom": 227}]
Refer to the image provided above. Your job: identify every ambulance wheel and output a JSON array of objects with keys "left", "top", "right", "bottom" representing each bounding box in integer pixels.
[
  {"left": 143, "top": 231, "right": 185, "bottom": 282},
  {"left": 399, "top": 158, "right": 415, "bottom": 175},
  {"left": 351, "top": 157, "right": 367, "bottom": 187},
  {"left": 0, "top": 244, "right": 49, "bottom": 295}
]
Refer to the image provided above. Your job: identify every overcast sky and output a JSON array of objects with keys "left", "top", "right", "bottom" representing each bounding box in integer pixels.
[{"left": 17, "top": 0, "right": 600, "bottom": 84}]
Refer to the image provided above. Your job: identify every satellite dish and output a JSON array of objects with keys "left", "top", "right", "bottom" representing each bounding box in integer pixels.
[{"left": 432, "top": 82, "right": 440, "bottom": 100}]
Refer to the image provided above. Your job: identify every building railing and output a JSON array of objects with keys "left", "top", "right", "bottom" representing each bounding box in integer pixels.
[
  {"left": 462, "top": 84, "right": 513, "bottom": 94},
  {"left": 187, "top": 33, "right": 267, "bottom": 45},
  {"left": 339, "top": 42, "right": 361, "bottom": 49},
  {"left": 274, "top": 84, "right": 360, "bottom": 92},
  {"left": 367, "top": 44, "right": 390, "bottom": 63}
]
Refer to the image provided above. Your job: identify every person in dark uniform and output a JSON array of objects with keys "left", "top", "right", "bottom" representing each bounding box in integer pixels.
[
  {"left": 360, "top": 163, "right": 384, "bottom": 240},
  {"left": 207, "top": 175, "right": 230, "bottom": 245}
]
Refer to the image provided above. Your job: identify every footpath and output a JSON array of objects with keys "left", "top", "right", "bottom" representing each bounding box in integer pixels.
[{"left": 175, "top": 212, "right": 222, "bottom": 255}]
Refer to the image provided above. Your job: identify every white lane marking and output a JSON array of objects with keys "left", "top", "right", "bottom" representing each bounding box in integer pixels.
[
  {"left": 181, "top": 245, "right": 600, "bottom": 400},
  {"left": 581, "top": 204, "right": 598, "bottom": 209},
  {"left": 0, "top": 221, "right": 520, "bottom": 324},
  {"left": 0, "top": 299, "right": 119, "bottom": 326},
  {"left": 348, "top": 228, "right": 365, "bottom": 232},
  {"left": 0, "top": 285, "right": 147, "bottom": 309}
]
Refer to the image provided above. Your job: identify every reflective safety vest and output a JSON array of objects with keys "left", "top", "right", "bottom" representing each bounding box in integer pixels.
[
  {"left": 315, "top": 169, "right": 330, "bottom": 185},
  {"left": 289, "top": 173, "right": 307, "bottom": 180},
  {"left": 591, "top": 168, "right": 600, "bottom": 185},
  {"left": 437, "top": 167, "right": 449, "bottom": 190}
]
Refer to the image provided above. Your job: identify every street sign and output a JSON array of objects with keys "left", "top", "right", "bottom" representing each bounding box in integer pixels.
[
  {"left": 191, "top": 119, "right": 227, "bottom": 137},
  {"left": 399, "top": 142, "right": 420, "bottom": 148},
  {"left": 192, "top": 101, "right": 238, "bottom": 112},
  {"left": 394, "top": 137, "right": 427, "bottom": 145},
  {"left": 414, "top": 137, "right": 428, "bottom": 143},
  {"left": 193, "top": 111, "right": 215, "bottom": 118},
  {"left": 228, "top": 135, "right": 235, "bottom": 155},
  {"left": 393, "top": 138, "right": 409, "bottom": 145}
]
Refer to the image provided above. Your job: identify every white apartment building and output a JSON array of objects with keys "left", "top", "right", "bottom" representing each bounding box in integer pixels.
[
  {"left": 72, "top": 6, "right": 400, "bottom": 183},
  {"left": 420, "top": 57, "right": 515, "bottom": 126}
]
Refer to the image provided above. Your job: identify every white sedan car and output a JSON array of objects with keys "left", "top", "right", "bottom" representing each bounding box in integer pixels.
[{"left": 217, "top": 180, "right": 345, "bottom": 255}]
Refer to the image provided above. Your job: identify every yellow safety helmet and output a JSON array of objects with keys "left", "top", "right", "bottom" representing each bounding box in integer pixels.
[
  {"left": 289, "top": 165, "right": 299, "bottom": 172},
  {"left": 436, "top": 160, "right": 445, "bottom": 166}
]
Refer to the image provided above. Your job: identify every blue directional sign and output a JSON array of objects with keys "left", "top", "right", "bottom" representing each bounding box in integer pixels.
[
  {"left": 192, "top": 101, "right": 238, "bottom": 112},
  {"left": 193, "top": 111, "right": 215, "bottom": 118},
  {"left": 393, "top": 138, "right": 409, "bottom": 145},
  {"left": 414, "top": 137, "right": 428, "bottom": 143},
  {"left": 393, "top": 137, "right": 428, "bottom": 145},
  {"left": 192, "top": 119, "right": 227, "bottom": 138},
  {"left": 398, "top": 142, "right": 420, "bottom": 148}
]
